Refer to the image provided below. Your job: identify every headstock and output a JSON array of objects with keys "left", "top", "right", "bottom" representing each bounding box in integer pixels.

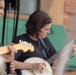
[{"left": 15, "top": 40, "right": 34, "bottom": 52}]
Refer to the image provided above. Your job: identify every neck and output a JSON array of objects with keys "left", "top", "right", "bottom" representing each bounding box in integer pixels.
[{"left": 28, "top": 35, "right": 38, "bottom": 41}]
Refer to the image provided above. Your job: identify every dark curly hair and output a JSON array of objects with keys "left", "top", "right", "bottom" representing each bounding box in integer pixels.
[{"left": 26, "top": 10, "right": 52, "bottom": 38}]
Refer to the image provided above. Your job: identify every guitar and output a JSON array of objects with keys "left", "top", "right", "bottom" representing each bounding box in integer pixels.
[
  {"left": 21, "top": 57, "right": 52, "bottom": 75},
  {"left": 0, "top": 41, "right": 34, "bottom": 75},
  {"left": 21, "top": 40, "right": 75, "bottom": 75},
  {"left": 0, "top": 41, "right": 34, "bottom": 55}
]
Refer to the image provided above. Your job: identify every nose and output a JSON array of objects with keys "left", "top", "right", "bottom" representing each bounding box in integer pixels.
[
  {"left": 1, "top": 10, "right": 4, "bottom": 16},
  {"left": 0, "top": 10, "right": 4, "bottom": 17}
]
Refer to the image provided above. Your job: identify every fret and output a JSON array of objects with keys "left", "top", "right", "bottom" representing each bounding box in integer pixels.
[{"left": 47, "top": 50, "right": 62, "bottom": 64}]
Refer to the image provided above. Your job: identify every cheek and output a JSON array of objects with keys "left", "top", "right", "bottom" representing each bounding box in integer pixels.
[
  {"left": 0, "top": 10, "right": 1, "bottom": 14},
  {"left": 39, "top": 32, "right": 43, "bottom": 37},
  {"left": 39, "top": 32, "right": 46, "bottom": 38},
  {"left": 0, "top": 10, "right": 4, "bottom": 14}
]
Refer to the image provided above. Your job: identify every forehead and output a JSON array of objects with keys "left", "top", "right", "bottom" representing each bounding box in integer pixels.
[
  {"left": 0, "top": 1, "right": 4, "bottom": 6},
  {"left": 43, "top": 24, "right": 51, "bottom": 28}
]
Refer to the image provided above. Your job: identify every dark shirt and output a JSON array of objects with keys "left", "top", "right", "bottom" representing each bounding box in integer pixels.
[{"left": 12, "top": 33, "right": 57, "bottom": 75}]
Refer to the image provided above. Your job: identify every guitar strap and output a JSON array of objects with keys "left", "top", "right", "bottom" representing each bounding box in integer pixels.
[
  {"left": 40, "top": 39, "right": 50, "bottom": 59},
  {"left": 40, "top": 39, "right": 46, "bottom": 48},
  {"left": 40, "top": 39, "right": 56, "bottom": 66}
]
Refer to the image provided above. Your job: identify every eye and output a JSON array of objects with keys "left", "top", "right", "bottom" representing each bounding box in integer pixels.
[
  {"left": 45, "top": 28, "right": 50, "bottom": 31},
  {"left": 0, "top": 7, "right": 4, "bottom": 10}
]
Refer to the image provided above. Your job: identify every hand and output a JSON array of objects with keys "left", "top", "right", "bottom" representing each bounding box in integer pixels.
[
  {"left": 31, "top": 63, "right": 46, "bottom": 73},
  {"left": 72, "top": 45, "right": 76, "bottom": 56},
  {"left": 10, "top": 62, "right": 15, "bottom": 73},
  {"left": 73, "top": 45, "right": 76, "bottom": 52},
  {"left": 69, "top": 45, "right": 76, "bottom": 58},
  {"left": 2, "top": 43, "right": 17, "bottom": 62}
]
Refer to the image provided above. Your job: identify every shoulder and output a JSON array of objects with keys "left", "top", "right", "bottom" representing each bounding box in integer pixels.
[
  {"left": 43, "top": 37, "right": 52, "bottom": 44},
  {"left": 43, "top": 37, "right": 57, "bottom": 55},
  {"left": 43, "top": 37, "right": 55, "bottom": 48},
  {"left": 12, "top": 33, "right": 26, "bottom": 43}
]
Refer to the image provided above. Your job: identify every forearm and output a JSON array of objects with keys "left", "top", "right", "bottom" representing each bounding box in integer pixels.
[
  {"left": 13, "top": 60, "right": 32, "bottom": 70},
  {"left": 3, "top": 58, "right": 10, "bottom": 62}
]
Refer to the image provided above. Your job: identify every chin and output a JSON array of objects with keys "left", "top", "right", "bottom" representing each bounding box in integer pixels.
[
  {"left": 0, "top": 16, "right": 3, "bottom": 18},
  {"left": 42, "top": 37, "right": 46, "bottom": 39},
  {"left": 40, "top": 36, "right": 46, "bottom": 39}
]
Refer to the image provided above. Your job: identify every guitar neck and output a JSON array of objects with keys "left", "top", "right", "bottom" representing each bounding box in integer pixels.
[
  {"left": 0, "top": 44, "right": 24, "bottom": 55},
  {"left": 47, "top": 40, "right": 76, "bottom": 64},
  {"left": 47, "top": 50, "right": 62, "bottom": 64}
]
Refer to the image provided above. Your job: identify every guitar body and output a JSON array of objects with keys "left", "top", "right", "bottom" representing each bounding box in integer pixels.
[{"left": 21, "top": 57, "right": 52, "bottom": 75}]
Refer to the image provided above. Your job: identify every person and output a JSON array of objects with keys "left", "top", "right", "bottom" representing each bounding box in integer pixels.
[
  {"left": 12, "top": 10, "right": 76, "bottom": 75},
  {"left": 0, "top": 0, "right": 16, "bottom": 65},
  {"left": 0, "top": 0, "right": 17, "bottom": 74},
  {"left": 0, "top": 0, "right": 4, "bottom": 17}
]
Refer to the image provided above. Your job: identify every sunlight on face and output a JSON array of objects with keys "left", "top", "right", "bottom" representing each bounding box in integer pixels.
[
  {"left": 0, "top": 0, "right": 4, "bottom": 18},
  {"left": 39, "top": 24, "right": 52, "bottom": 38}
]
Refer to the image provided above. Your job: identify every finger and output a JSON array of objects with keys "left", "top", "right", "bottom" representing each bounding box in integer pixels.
[
  {"left": 38, "top": 63, "right": 46, "bottom": 73},
  {"left": 73, "top": 45, "right": 76, "bottom": 51},
  {"left": 10, "top": 42, "right": 15, "bottom": 46},
  {"left": 38, "top": 66, "right": 43, "bottom": 73},
  {"left": 10, "top": 63, "right": 15, "bottom": 73},
  {"left": 40, "top": 63, "right": 46, "bottom": 69},
  {"left": 10, "top": 62, "right": 15, "bottom": 67},
  {"left": 11, "top": 68, "right": 15, "bottom": 73},
  {"left": 8, "top": 45, "right": 17, "bottom": 54}
]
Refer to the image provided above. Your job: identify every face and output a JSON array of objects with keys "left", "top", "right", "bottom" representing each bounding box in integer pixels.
[
  {"left": 0, "top": 0, "right": 4, "bottom": 18},
  {"left": 39, "top": 24, "right": 51, "bottom": 38}
]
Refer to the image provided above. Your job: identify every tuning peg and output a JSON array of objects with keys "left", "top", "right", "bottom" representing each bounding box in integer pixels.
[{"left": 19, "top": 40, "right": 32, "bottom": 46}]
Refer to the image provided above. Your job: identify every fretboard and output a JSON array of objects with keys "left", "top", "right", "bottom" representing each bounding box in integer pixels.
[{"left": 47, "top": 40, "right": 75, "bottom": 64}]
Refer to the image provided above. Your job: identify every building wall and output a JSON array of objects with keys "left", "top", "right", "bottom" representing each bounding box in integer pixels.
[
  {"left": 40, "top": 0, "right": 64, "bottom": 25},
  {"left": 64, "top": 0, "right": 76, "bottom": 30},
  {"left": 64, "top": 0, "right": 76, "bottom": 39}
]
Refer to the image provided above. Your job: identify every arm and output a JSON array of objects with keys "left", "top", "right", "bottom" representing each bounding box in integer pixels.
[
  {"left": 13, "top": 60, "right": 32, "bottom": 70},
  {"left": 13, "top": 60, "right": 46, "bottom": 73}
]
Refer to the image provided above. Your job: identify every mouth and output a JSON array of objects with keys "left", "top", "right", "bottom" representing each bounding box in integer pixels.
[{"left": 0, "top": 15, "right": 3, "bottom": 18}]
